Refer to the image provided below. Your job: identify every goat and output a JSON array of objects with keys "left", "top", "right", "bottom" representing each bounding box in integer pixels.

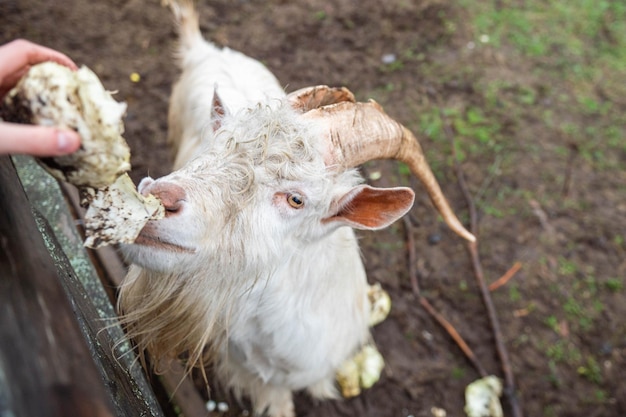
[{"left": 119, "top": 2, "right": 475, "bottom": 416}]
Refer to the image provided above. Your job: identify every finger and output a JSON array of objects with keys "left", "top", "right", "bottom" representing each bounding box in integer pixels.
[
  {"left": 0, "top": 39, "right": 77, "bottom": 84},
  {"left": 0, "top": 67, "right": 29, "bottom": 96},
  {"left": 24, "top": 42, "right": 78, "bottom": 70},
  {"left": 0, "top": 123, "right": 81, "bottom": 156}
]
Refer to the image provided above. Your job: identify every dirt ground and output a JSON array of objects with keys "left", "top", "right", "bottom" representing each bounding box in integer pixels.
[{"left": 2, "top": 1, "right": 625, "bottom": 416}]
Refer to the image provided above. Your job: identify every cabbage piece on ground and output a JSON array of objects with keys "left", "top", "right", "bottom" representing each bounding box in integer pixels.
[
  {"left": 0, "top": 62, "right": 164, "bottom": 248},
  {"left": 464, "top": 376, "right": 504, "bottom": 417},
  {"left": 336, "top": 344, "right": 385, "bottom": 398},
  {"left": 368, "top": 282, "right": 391, "bottom": 326}
]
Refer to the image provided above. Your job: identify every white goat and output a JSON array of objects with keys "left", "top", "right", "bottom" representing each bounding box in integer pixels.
[{"left": 119, "top": 2, "right": 475, "bottom": 416}]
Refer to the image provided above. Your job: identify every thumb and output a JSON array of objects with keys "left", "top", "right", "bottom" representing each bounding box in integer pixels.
[{"left": 0, "top": 123, "right": 81, "bottom": 156}]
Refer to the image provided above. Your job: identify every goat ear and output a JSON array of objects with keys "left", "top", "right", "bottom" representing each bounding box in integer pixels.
[
  {"left": 211, "top": 88, "right": 227, "bottom": 131},
  {"left": 325, "top": 185, "right": 415, "bottom": 230}
]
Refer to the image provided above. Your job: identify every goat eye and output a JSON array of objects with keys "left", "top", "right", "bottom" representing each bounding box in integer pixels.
[{"left": 287, "top": 193, "right": 304, "bottom": 209}]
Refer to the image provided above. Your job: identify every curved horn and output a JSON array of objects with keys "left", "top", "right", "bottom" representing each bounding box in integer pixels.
[
  {"left": 287, "top": 85, "right": 355, "bottom": 113},
  {"left": 303, "top": 99, "right": 476, "bottom": 242}
]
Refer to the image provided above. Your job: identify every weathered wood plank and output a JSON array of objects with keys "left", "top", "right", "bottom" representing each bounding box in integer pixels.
[
  {"left": 0, "top": 155, "right": 116, "bottom": 417},
  {"left": 1, "top": 156, "right": 165, "bottom": 417},
  {"left": 57, "top": 164, "right": 210, "bottom": 417}
]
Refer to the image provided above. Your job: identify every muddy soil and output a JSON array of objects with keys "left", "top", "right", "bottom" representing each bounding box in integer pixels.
[{"left": 2, "top": 1, "right": 624, "bottom": 416}]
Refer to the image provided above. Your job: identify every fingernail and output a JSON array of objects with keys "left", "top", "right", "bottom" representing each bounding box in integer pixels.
[{"left": 57, "top": 131, "right": 76, "bottom": 152}]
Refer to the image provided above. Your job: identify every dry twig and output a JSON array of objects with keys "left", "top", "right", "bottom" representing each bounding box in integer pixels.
[
  {"left": 489, "top": 261, "right": 523, "bottom": 292},
  {"left": 403, "top": 217, "right": 487, "bottom": 377},
  {"left": 438, "top": 106, "right": 524, "bottom": 417}
]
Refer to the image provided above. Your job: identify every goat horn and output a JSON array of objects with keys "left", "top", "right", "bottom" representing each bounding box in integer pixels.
[
  {"left": 287, "top": 85, "right": 356, "bottom": 113},
  {"left": 302, "top": 99, "right": 476, "bottom": 242}
]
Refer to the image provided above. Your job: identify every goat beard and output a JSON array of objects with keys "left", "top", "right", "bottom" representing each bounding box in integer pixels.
[{"left": 117, "top": 263, "right": 243, "bottom": 371}]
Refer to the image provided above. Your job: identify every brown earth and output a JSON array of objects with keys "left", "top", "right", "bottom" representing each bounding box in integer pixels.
[{"left": 2, "top": 1, "right": 625, "bottom": 416}]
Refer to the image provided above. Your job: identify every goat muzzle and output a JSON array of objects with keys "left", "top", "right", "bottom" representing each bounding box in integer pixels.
[{"left": 139, "top": 179, "right": 186, "bottom": 216}]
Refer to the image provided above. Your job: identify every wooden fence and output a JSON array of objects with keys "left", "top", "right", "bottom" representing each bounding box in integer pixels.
[{"left": 0, "top": 155, "right": 167, "bottom": 417}]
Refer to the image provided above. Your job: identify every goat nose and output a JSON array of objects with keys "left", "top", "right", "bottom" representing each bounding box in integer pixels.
[
  {"left": 138, "top": 177, "right": 155, "bottom": 194},
  {"left": 142, "top": 180, "right": 186, "bottom": 215}
]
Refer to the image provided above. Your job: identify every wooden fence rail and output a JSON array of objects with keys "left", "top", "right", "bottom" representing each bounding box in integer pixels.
[{"left": 0, "top": 155, "right": 164, "bottom": 417}]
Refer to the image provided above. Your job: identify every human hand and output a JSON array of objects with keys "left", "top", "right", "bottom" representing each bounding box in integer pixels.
[{"left": 0, "top": 39, "right": 81, "bottom": 156}]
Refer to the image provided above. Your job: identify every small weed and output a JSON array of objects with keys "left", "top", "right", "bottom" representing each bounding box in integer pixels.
[
  {"left": 546, "top": 359, "right": 561, "bottom": 388},
  {"left": 592, "top": 299, "right": 604, "bottom": 314},
  {"left": 546, "top": 342, "right": 566, "bottom": 362},
  {"left": 482, "top": 205, "right": 505, "bottom": 218},
  {"left": 419, "top": 105, "right": 505, "bottom": 162},
  {"left": 557, "top": 257, "right": 578, "bottom": 276},
  {"left": 604, "top": 278, "right": 623, "bottom": 292},
  {"left": 570, "top": 275, "right": 597, "bottom": 300},
  {"left": 578, "top": 96, "right": 611, "bottom": 116},
  {"left": 579, "top": 316, "right": 593, "bottom": 332},
  {"left": 559, "top": 286, "right": 602, "bottom": 331},
  {"left": 451, "top": 366, "right": 466, "bottom": 379},
  {"left": 545, "top": 339, "right": 582, "bottom": 364},
  {"left": 452, "top": 106, "right": 501, "bottom": 151},
  {"left": 594, "top": 389, "right": 608, "bottom": 403},
  {"left": 508, "top": 284, "right": 521, "bottom": 302},
  {"left": 383, "top": 82, "right": 395, "bottom": 92},
  {"left": 313, "top": 10, "right": 327, "bottom": 21},
  {"left": 544, "top": 315, "right": 559, "bottom": 333},
  {"left": 577, "top": 356, "right": 603, "bottom": 384},
  {"left": 397, "top": 162, "right": 411, "bottom": 177},
  {"left": 563, "top": 297, "right": 584, "bottom": 318},
  {"left": 419, "top": 110, "right": 444, "bottom": 142},
  {"left": 380, "top": 59, "right": 405, "bottom": 73},
  {"left": 513, "top": 332, "right": 530, "bottom": 347}
]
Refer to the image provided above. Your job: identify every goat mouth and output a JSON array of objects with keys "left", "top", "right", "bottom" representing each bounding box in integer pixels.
[{"left": 134, "top": 233, "right": 195, "bottom": 253}]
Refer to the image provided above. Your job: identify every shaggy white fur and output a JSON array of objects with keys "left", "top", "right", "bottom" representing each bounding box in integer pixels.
[{"left": 119, "top": 2, "right": 418, "bottom": 416}]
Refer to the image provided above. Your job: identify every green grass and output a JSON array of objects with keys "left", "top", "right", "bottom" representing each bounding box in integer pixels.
[
  {"left": 455, "top": 0, "right": 626, "bottom": 174},
  {"left": 405, "top": 0, "right": 626, "bottom": 411},
  {"left": 451, "top": 366, "right": 467, "bottom": 380},
  {"left": 537, "top": 254, "right": 619, "bottom": 390},
  {"left": 543, "top": 257, "right": 614, "bottom": 335},
  {"left": 419, "top": 105, "right": 506, "bottom": 164},
  {"left": 467, "top": 0, "right": 626, "bottom": 67},
  {"left": 605, "top": 278, "right": 623, "bottom": 292}
]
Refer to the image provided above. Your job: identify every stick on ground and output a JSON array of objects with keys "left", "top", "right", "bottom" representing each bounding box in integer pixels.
[
  {"left": 403, "top": 217, "right": 487, "bottom": 378},
  {"left": 489, "top": 262, "right": 522, "bottom": 292},
  {"left": 438, "top": 105, "right": 524, "bottom": 417}
]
